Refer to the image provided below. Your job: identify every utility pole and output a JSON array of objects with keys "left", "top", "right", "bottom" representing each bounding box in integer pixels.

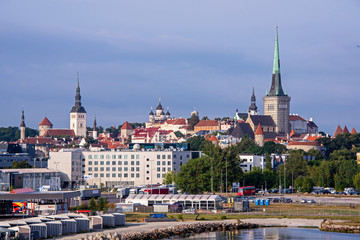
[
  {"left": 211, "top": 157, "right": 213, "bottom": 194},
  {"left": 225, "top": 157, "right": 228, "bottom": 196},
  {"left": 284, "top": 159, "right": 286, "bottom": 194}
]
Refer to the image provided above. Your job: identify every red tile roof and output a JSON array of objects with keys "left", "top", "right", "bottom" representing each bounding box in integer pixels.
[
  {"left": 209, "top": 135, "right": 218, "bottom": 142},
  {"left": 164, "top": 118, "right": 187, "bottom": 125},
  {"left": 289, "top": 129, "right": 296, "bottom": 137},
  {"left": 343, "top": 125, "right": 349, "bottom": 134},
  {"left": 255, "top": 124, "right": 264, "bottom": 135},
  {"left": 306, "top": 136, "right": 321, "bottom": 142},
  {"left": 39, "top": 117, "right": 53, "bottom": 127},
  {"left": 195, "top": 120, "right": 219, "bottom": 127},
  {"left": 121, "top": 121, "right": 133, "bottom": 130},
  {"left": 288, "top": 141, "right": 320, "bottom": 146},
  {"left": 333, "top": 125, "right": 343, "bottom": 137},
  {"left": 43, "top": 129, "right": 76, "bottom": 137},
  {"left": 10, "top": 188, "right": 34, "bottom": 194},
  {"left": 351, "top": 128, "right": 357, "bottom": 134},
  {"left": 24, "top": 136, "right": 56, "bottom": 145},
  {"left": 289, "top": 115, "right": 306, "bottom": 122}
]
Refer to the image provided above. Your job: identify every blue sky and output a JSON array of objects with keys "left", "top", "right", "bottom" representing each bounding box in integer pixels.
[{"left": 1, "top": 1, "right": 359, "bottom": 134}]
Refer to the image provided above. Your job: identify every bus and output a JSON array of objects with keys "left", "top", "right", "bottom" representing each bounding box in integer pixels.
[{"left": 237, "top": 186, "right": 256, "bottom": 196}]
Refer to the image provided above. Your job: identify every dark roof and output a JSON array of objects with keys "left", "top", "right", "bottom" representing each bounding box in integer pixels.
[
  {"left": 227, "top": 123, "right": 254, "bottom": 139},
  {"left": 156, "top": 101, "right": 163, "bottom": 110},
  {"left": 264, "top": 132, "right": 277, "bottom": 140},
  {"left": 307, "top": 121, "right": 318, "bottom": 129},
  {"left": 249, "top": 115, "right": 276, "bottom": 127},
  {"left": 43, "top": 129, "right": 75, "bottom": 137}
]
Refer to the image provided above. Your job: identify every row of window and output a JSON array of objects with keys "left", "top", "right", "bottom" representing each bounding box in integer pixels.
[
  {"left": 88, "top": 154, "right": 140, "bottom": 160},
  {"left": 88, "top": 167, "right": 173, "bottom": 172},
  {"left": 88, "top": 161, "right": 141, "bottom": 166},
  {"left": 89, "top": 173, "right": 165, "bottom": 179}
]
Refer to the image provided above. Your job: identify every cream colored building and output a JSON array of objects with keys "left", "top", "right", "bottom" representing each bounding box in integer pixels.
[{"left": 70, "top": 77, "right": 87, "bottom": 137}]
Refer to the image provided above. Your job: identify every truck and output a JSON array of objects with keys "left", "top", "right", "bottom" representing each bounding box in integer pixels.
[
  {"left": 116, "top": 188, "right": 131, "bottom": 198},
  {"left": 143, "top": 188, "right": 169, "bottom": 194},
  {"left": 80, "top": 188, "right": 101, "bottom": 200}
]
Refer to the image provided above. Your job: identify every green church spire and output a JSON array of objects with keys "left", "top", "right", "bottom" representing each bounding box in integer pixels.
[{"left": 268, "top": 26, "right": 285, "bottom": 96}]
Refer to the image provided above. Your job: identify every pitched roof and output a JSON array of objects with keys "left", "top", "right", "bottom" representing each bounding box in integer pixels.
[
  {"left": 249, "top": 115, "right": 276, "bottom": 127},
  {"left": 343, "top": 126, "right": 349, "bottom": 134},
  {"left": 351, "top": 128, "right": 357, "bottom": 134},
  {"left": 195, "top": 120, "right": 219, "bottom": 127},
  {"left": 121, "top": 121, "right": 133, "bottom": 130},
  {"left": 24, "top": 137, "right": 56, "bottom": 145},
  {"left": 333, "top": 125, "right": 343, "bottom": 137},
  {"left": 307, "top": 121, "right": 318, "bottom": 129},
  {"left": 164, "top": 118, "right": 187, "bottom": 125},
  {"left": 289, "top": 129, "right": 296, "bottom": 137},
  {"left": 43, "top": 129, "right": 75, "bottom": 137},
  {"left": 255, "top": 124, "right": 264, "bottom": 135},
  {"left": 288, "top": 141, "right": 320, "bottom": 146},
  {"left": 39, "top": 117, "right": 53, "bottom": 127},
  {"left": 208, "top": 135, "right": 218, "bottom": 142},
  {"left": 227, "top": 123, "right": 254, "bottom": 139},
  {"left": 289, "top": 115, "right": 306, "bottom": 122}
]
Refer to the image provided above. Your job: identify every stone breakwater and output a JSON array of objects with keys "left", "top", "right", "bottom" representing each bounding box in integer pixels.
[
  {"left": 320, "top": 219, "right": 360, "bottom": 234},
  {"left": 79, "top": 221, "right": 259, "bottom": 240}
]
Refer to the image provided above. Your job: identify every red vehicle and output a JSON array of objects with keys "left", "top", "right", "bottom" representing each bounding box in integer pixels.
[
  {"left": 237, "top": 186, "right": 256, "bottom": 196},
  {"left": 13, "top": 201, "right": 27, "bottom": 213},
  {"left": 143, "top": 188, "right": 169, "bottom": 194}
]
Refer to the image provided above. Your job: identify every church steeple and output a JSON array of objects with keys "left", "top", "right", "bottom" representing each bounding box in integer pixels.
[
  {"left": 20, "top": 109, "right": 26, "bottom": 128},
  {"left": 70, "top": 73, "right": 86, "bottom": 113},
  {"left": 268, "top": 27, "right": 285, "bottom": 96},
  {"left": 20, "top": 109, "right": 26, "bottom": 143},
  {"left": 248, "top": 86, "right": 259, "bottom": 115}
]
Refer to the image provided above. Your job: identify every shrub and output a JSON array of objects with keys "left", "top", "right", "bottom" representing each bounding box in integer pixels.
[{"left": 221, "top": 215, "right": 227, "bottom": 220}]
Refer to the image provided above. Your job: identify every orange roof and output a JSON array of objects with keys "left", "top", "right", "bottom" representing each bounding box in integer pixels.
[
  {"left": 39, "top": 117, "right": 53, "bottom": 127},
  {"left": 351, "top": 128, "right": 357, "bottom": 134},
  {"left": 289, "top": 115, "right": 306, "bottom": 122},
  {"left": 24, "top": 136, "right": 56, "bottom": 145},
  {"left": 255, "top": 124, "right": 264, "bottom": 135},
  {"left": 306, "top": 136, "right": 321, "bottom": 141},
  {"left": 209, "top": 135, "right": 218, "bottom": 142},
  {"left": 164, "top": 118, "right": 187, "bottom": 125},
  {"left": 195, "top": 120, "right": 219, "bottom": 127},
  {"left": 121, "top": 121, "right": 133, "bottom": 130},
  {"left": 289, "top": 129, "right": 296, "bottom": 137},
  {"left": 343, "top": 125, "right": 349, "bottom": 134},
  {"left": 10, "top": 188, "right": 34, "bottom": 194},
  {"left": 43, "top": 129, "right": 75, "bottom": 137},
  {"left": 288, "top": 141, "right": 320, "bottom": 146},
  {"left": 333, "top": 125, "right": 343, "bottom": 137}
]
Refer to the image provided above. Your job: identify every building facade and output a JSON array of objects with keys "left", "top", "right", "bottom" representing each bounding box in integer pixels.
[
  {"left": 263, "top": 28, "right": 291, "bottom": 134},
  {"left": 239, "top": 154, "right": 265, "bottom": 172},
  {"left": 70, "top": 76, "right": 87, "bottom": 137}
]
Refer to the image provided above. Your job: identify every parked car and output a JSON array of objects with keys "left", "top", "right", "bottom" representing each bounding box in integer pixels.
[
  {"left": 282, "top": 198, "right": 293, "bottom": 203},
  {"left": 331, "top": 190, "right": 339, "bottom": 195},
  {"left": 182, "top": 208, "right": 196, "bottom": 214},
  {"left": 308, "top": 199, "right": 316, "bottom": 204},
  {"left": 300, "top": 199, "right": 308, "bottom": 203}
]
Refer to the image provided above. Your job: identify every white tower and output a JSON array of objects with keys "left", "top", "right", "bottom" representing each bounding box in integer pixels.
[
  {"left": 70, "top": 73, "right": 87, "bottom": 137},
  {"left": 20, "top": 109, "right": 26, "bottom": 143}
]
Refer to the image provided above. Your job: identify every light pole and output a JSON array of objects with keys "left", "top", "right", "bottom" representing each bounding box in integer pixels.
[
  {"left": 211, "top": 157, "right": 214, "bottom": 194},
  {"left": 225, "top": 157, "right": 228, "bottom": 196},
  {"left": 284, "top": 159, "right": 286, "bottom": 194},
  {"left": 54, "top": 161, "right": 60, "bottom": 190}
]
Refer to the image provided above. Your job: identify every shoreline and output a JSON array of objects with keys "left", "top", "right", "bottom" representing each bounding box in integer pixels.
[{"left": 55, "top": 218, "right": 323, "bottom": 240}]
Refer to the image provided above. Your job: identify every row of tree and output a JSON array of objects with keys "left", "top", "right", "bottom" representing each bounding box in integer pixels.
[{"left": 0, "top": 127, "right": 38, "bottom": 142}]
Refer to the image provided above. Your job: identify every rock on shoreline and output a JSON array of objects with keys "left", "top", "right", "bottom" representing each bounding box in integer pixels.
[
  {"left": 80, "top": 221, "right": 259, "bottom": 240},
  {"left": 320, "top": 219, "right": 360, "bottom": 234}
]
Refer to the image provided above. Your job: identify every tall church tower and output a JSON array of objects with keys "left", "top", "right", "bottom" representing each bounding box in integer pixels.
[
  {"left": 248, "top": 86, "right": 259, "bottom": 116},
  {"left": 263, "top": 27, "right": 291, "bottom": 134},
  {"left": 20, "top": 109, "right": 26, "bottom": 143},
  {"left": 70, "top": 73, "right": 87, "bottom": 137}
]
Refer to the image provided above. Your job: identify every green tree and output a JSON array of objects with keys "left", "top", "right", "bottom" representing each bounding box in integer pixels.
[
  {"left": 354, "top": 173, "right": 360, "bottom": 191},
  {"left": 301, "top": 176, "right": 315, "bottom": 193},
  {"left": 96, "top": 197, "right": 109, "bottom": 212},
  {"left": 186, "top": 136, "right": 210, "bottom": 151},
  {"left": 334, "top": 160, "right": 359, "bottom": 191},
  {"left": 264, "top": 153, "right": 272, "bottom": 170},
  {"left": 314, "top": 161, "right": 337, "bottom": 187},
  {"left": 284, "top": 150, "right": 308, "bottom": 186},
  {"left": 12, "top": 160, "right": 32, "bottom": 169},
  {"left": 294, "top": 176, "right": 305, "bottom": 192},
  {"left": 174, "top": 131, "right": 184, "bottom": 138},
  {"left": 163, "top": 171, "right": 175, "bottom": 185},
  {"left": 188, "top": 114, "right": 200, "bottom": 131},
  {"left": 89, "top": 198, "right": 96, "bottom": 211},
  {"left": 244, "top": 167, "right": 264, "bottom": 188},
  {"left": 263, "top": 169, "right": 276, "bottom": 189}
]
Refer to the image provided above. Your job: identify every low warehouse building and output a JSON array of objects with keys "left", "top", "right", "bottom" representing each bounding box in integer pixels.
[{"left": 125, "top": 194, "right": 223, "bottom": 210}]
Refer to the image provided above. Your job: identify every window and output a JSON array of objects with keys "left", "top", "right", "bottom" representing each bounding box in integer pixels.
[
  {"left": 167, "top": 155, "right": 171, "bottom": 159},
  {"left": 180, "top": 156, "right": 183, "bottom": 160},
  {"left": 112, "top": 173, "right": 116, "bottom": 177},
  {"left": 89, "top": 161, "right": 92, "bottom": 165},
  {"left": 94, "top": 161, "right": 98, "bottom": 165},
  {"left": 94, "top": 173, "right": 98, "bottom": 177},
  {"left": 157, "top": 174, "right": 161, "bottom": 178},
  {"left": 94, "top": 155, "right": 98, "bottom": 159},
  {"left": 162, "top": 167, "right": 166, "bottom": 172},
  {"left": 136, "top": 155, "right": 139, "bottom": 159},
  {"left": 131, "top": 155, "right": 134, "bottom": 159},
  {"left": 168, "top": 161, "right": 171, "bottom": 165},
  {"left": 136, "top": 161, "right": 140, "bottom": 165},
  {"left": 124, "top": 167, "right": 128, "bottom": 172},
  {"left": 124, "top": 173, "right": 128, "bottom": 177},
  {"left": 131, "top": 173, "right": 134, "bottom": 178},
  {"left": 186, "top": 155, "right": 190, "bottom": 158},
  {"left": 124, "top": 161, "right": 128, "bottom": 165},
  {"left": 100, "top": 173, "right": 104, "bottom": 177},
  {"left": 94, "top": 167, "right": 98, "bottom": 171},
  {"left": 157, "top": 167, "right": 161, "bottom": 172},
  {"left": 157, "top": 155, "right": 160, "bottom": 159},
  {"left": 112, "top": 167, "right": 116, "bottom": 172},
  {"left": 89, "top": 155, "right": 93, "bottom": 159},
  {"left": 118, "top": 173, "right": 122, "bottom": 177},
  {"left": 118, "top": 167, "right": 122, "bottom": 171},
  {"left": 146, "top": 158, "right": 149, "bottom": 161},
  {"left": 112, "top": 155, "right": 116, "bottom": 159},
  {"left": 112, "top": 161, "right": 116, "bottom": 165},
  {"left": 118, "top": 161, "right": 122, "bottom": 165},
  {"left": 131, "top": 161, "right": 134, "bottom": 165},
  {"left": 146, "top": 171, "right": 149, "bottom": 174},
  {"left": 157, "top": 161, "right": 160, "bottom": 166},
  {"left": 136, "top": 173, "right": 140, "bottom": 178},
  {"left": 136, "top": 167, "right": 140, "bottom": 172},
  {"left": 131, "top": 167, "right": 135, "bottom": 171},
  {"left": 124, "top": 155, "right": 128, "bottom": 159},
  {"left": 162, "top": 174, "right": 165, "bottom": 178},
  {"left": 100, "top": 155, "right": 104, "bottom": 159},
  {"left": 168, "top": 167, "right": 171, "bottom": 171},
  {"left": 118, "top": 155, "right": 122, "bottom": 159},
  {"left": 88, "top": 167, "right": 92, "bottom": 171},
  {"left": 106, "top": 155, "right": 110, "bottom": 159},
  {"left": 106, "top": 161, "right": 110, "bottom": 165},
  {"left": 162, "top": 155, "right": 166, "bottom": 159},
  {"left": 162, "top": 161, "right": 166, "bottom": 165},
  {"left": 146, "top": 177, "right": 149, "bottom": 180},
  {"left": 146, "top": 165, "right": 149, "bottom": 168},
  {"left": 106, "top": 173, "right": 110, "bottom": 177},
  {"left": 100, "top": 167, "right": 104, "bottom": 171},
  {"left": 100, "top": 161, "right": 104, "bottom": 165},
  {"left": 173, "top": 155, "right": 176, "bottom": 158}
]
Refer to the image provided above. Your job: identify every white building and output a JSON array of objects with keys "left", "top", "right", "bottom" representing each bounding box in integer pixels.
[
  {"left": 70, "top": 77, "right": 87, "bottom": 137},
  {"left": 0, "top": 168, "right": 60, "bottom": 191},
  {"left": 48, "top": 149, "right": 85, "bottom": 189},
  {"left": 83, "top": 149, "right": 199, "bottom": 188},
  {"left": 239, "top": 154, "right": 265, "bottom": 172}
]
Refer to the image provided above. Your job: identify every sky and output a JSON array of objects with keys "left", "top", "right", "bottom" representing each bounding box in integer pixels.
[{"left": 0, "top": 0, "right": 359, "bottom": 134}]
